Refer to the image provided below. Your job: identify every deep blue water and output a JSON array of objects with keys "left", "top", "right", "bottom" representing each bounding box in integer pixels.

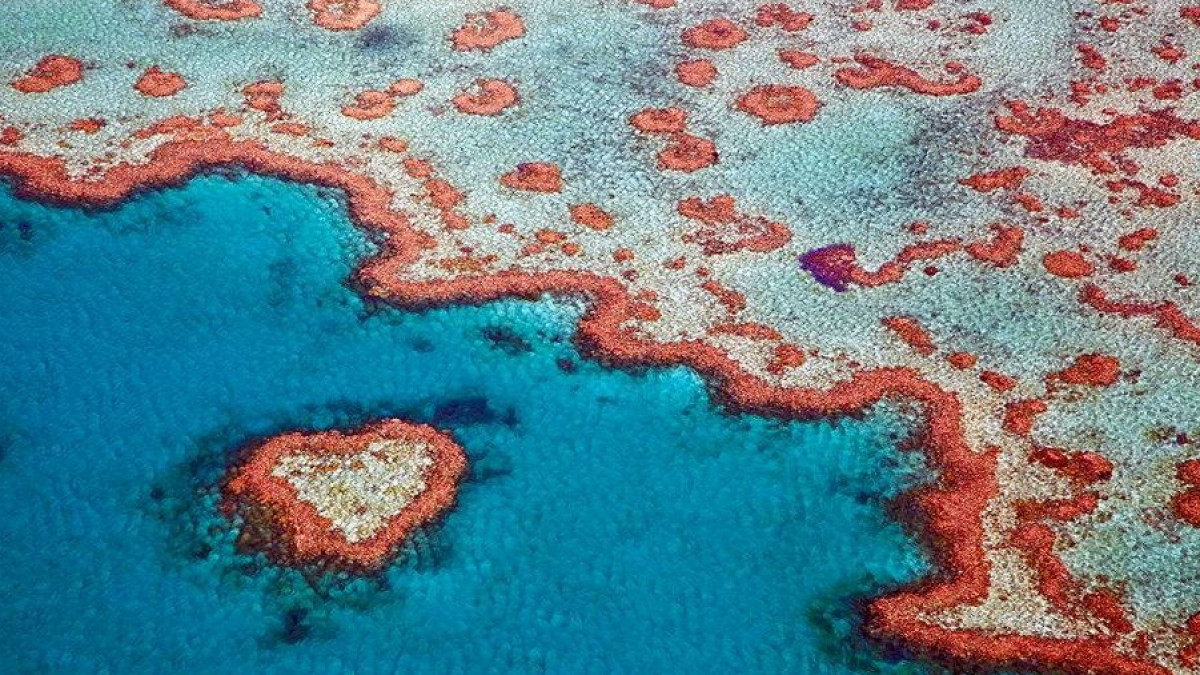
[{"left": 0, "top": 174, "right": 935, "bottom": 674}]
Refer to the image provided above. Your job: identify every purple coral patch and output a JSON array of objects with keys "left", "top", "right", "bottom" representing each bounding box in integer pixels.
[{"left": 798, "top": 244, "right": 858, "bottom": 292}]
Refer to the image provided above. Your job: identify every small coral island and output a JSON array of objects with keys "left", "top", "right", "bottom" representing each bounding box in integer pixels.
[{"left": 222, "top": 420, "right": 467, "bottom": 571}]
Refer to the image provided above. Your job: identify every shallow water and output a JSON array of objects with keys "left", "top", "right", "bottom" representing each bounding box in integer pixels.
[{"left": 0, "top": 174, "right": 935, "bottom": 674}]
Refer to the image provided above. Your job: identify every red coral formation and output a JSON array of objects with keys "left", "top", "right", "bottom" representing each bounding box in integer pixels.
[
  {"left": 766, "top": 344, "right": 807, "bottom": 374},
  {"left": 798, "top": 237, "right": 980, "bottom": 291},
  {"left": 451, "top": 9, "right": 525, "bottom": 51},
  {"left": 1174, "top": 491, "right": 1200, "bottom": 527},
  {"left": 1080, "top": 284, "right": 1200, "bottom": 347},
  {"left": 271, "top": 122, "right": 309, "bottom": 136},
  {"left": 1180, "top": 461, "right": 1200, "bottom": 488},
  {"left": 388, "top": 79, "right": 423, "bottom": 97},
  {"left": 798, "top": 244, "right": 860, "bottom": 291},
  {"left": 0, "top": 127, "right": 22, "bottom": 147},
  {"left": 755, "top": 4, "right": 813, "bottom": 31},
  {"left": 1174, "top": 460, "right": 1200, "bottom": 528},
  {"left": 1004, "top": 399, "right": 1048, "bottom": 436},
  {"left": 835, "top": 54, "right": 981, "bottom": 95},
  {"left": 1108, "top": 179, "right": 1180, "bottom": 209},
  {"left": 736, "top": 85, "right": 820, "bottom": 125},
  {"left": 678, "top": 195, "right": 791, "bottom": 254},
  {"left": 222, "top": 419, "right": 466, "bottom": 571},
  {"left": 980, "top": 370, "right": 1017, "bottom": 393},
  {"left": 242, "top": 81, "right": 286, "bottom": 120},
  {"left": 134, "top": 67, "right": 187, "bottom": 98},
  {"left": 570, "top": 203, "right": 614, "bottom": 231},
  {"left": 1077, "top": 44, "right": 1107, "bottom": 71},
  {"left": 500, "top": 162, "right": 562, "bottom": 193},
  {"left": 1047, "top": 354, "right": 1121, "bottom": 389},
  {"left": 945, "top": 352, "right": 976, "bottom": 370},
  {"left": 307, "top": 0, "right": 379, "bottom": 31},
  {"left": 419, "top": 170, "right": 471, "bottom": 231},
  {"left": 452, "top": 79, "right": 519, "bottom": 115},
  {"left": 1031, "top": 448, "right": 1113, "bottom": 484},
  {"left": 658, "top": 134, "right": 718, "bottom": 172},
  {"left": 630, "top": 107, "right": 688, "bottom": 134},
  {"left": 959, "top": 167, "right": 1030, "bottom": 192},
  {"left": 882, "top": 316, "right": 936, "bottom": 355},
  {"left": 1118, "top": 228, "right": 1158, "bottom": 251},
  {"left": 996, "top": 103, "right": 1200, "bottom": 174},
  {"left": 341, "top": 90, "right": 395, "bottom": 120},
  {"left": 965, "top": 224, "right": 1023, "bottom": 267},
  {"left": 676, "top": 59, "right": 717, "bottom": 87},
  {"left": 1008, "top": 521, "right": 1079, "bottom": 613},
  {"left": 624, "top": 103, "right": 715, "bottom": 170},
  {"left": 11, "top": 55, "right": 83, "bottom": 94},
  {"left": 779, "top": 50, "right": 820, "bottom": 69},
  {"left": 163, "top": 0, "right": 261, "bottom": 21},
  {"left": 681, "top": 18, "right": 747, "bottom": 50},
  {"left": 1043, "top": 250, "right": 1095, "bottom": 278},
  {"left": 66, "top": 118, "right": 105, "bottom": 134},
  {"left": 700, "top": 279, "right": 747, "bottom": 314}
]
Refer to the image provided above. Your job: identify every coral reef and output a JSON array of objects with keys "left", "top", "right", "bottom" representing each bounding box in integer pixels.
[{"left": 5, "top": 0, "right": 1200, "bottom": 671}]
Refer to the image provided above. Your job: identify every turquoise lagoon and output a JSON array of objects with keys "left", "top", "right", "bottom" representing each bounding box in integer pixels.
[{"left": 0, "top": 174, "right": 937, "bottom": 674}]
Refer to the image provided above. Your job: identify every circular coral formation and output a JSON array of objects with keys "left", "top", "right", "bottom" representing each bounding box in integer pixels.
[
  {"left": 163, "top": 0, "right": 261, "bottom": 21},
  {"left": 658, "top": 134, "right": 718, "bottom": 172},
  {"left": 341, "top": 89, "right": 394, "bottom": 120},
  {"left": 11, "top": 55, "right": 83, "bottom": 93},
  {"left": 307, "top": 0, "right": 379, "bottom": 31},
  {"left": 736, "top": 85, "right": 820, "bottom": 125},
  {"left": 222, "top": 419, "right": 467, "bottom": 571},
  {"left": 681, "top": 18, "right": 747, "bottom": 50},
  {"left": 451, "top": 9, "right": 525, "bottom": 51},
  {"left": 452, "top": 78, "right": 518, "bottom": 115}
]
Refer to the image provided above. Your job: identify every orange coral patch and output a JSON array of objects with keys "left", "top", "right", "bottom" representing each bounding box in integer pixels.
[
  {"left": 163, "top": 0, "right": 260, "bottom": 21},
  {"left": 882, "top": 316, "right": 936, "bottom": 355},
  {"left": 452, "top": 79, "right": 519, "bottom": 115},
  {"left": 500, "top": 162, "right": 562, "bottom": 193},
  {"left": 1048, "top": 354, "right": 1121, "bottom": 388},
  {"left": 736, "top": 85, "right": 820, "bottom": 125},
  {"left": 451, "top": 9, "right": 525, "bottom": 51},
  {"left": 134, "top": 67, "right": 187, "bottom": 97},
  {"left": 676, "top": 59, "right": 717, "bottom": 87},
  {"left": 308, "top": 0, "right": 379, "bottom": 31},
  {"left": 1043, "top": 250, "right": 1095, "bottom": 278},
  {"left": 569, "top": 203, "right": 614, "bottom": 231},
  {"left": 681, "top": 18, "right": 747, "bottom": 50},
  {"left": 12, "top": 55, "right": 83, "bottom": 93}
]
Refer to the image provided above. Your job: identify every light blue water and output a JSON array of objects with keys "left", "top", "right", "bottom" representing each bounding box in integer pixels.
[{"left": 0, "top": 174, "right": 937, "bottom": 674}]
